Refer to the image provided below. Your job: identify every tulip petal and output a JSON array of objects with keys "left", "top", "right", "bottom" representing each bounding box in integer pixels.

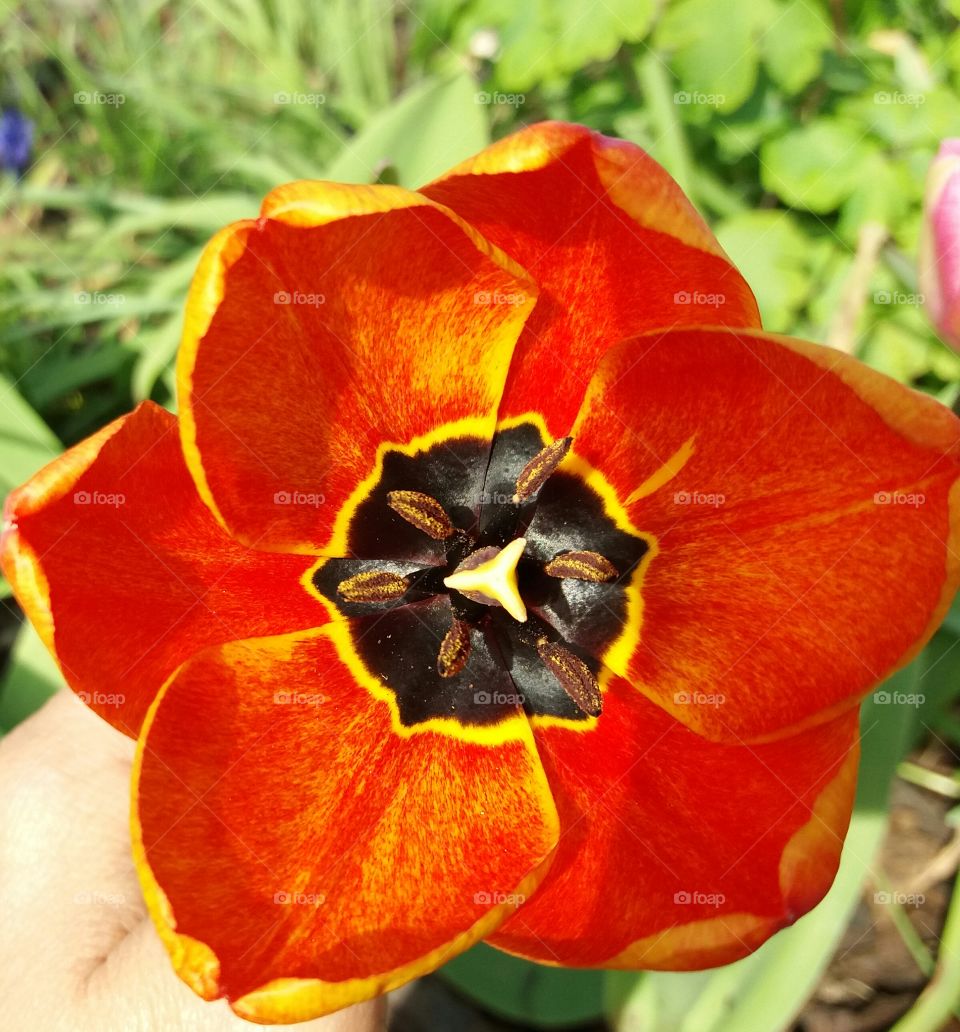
[
  {"left": 569, "top": 327, "right": 960, "bottom": 741},
  {"left": 178, "top": 184, "right": 537, "bottom": 555},
  {"left": 421, "top": 121, "right": 761, "bottom": 434},
  {"left": 131, "top": 628, "right": 559, "bottom": 1022},
  {"left": 487, "top": 675, "right": 859, "bottom": 968},
  {"left": 0, "top": 402, "right": 322, "bottom": 736}
]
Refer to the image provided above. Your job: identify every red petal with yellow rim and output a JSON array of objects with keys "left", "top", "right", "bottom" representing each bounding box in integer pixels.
[
  {"left": 0, "top": 402, "right": 321, "bottom": 737},
  {"left": 421, "top": 121, "right": 761, "bottom": 434},
  {"left": 132, "top": 628, "right": 559, "bottom": 1023},
  {"left": 178, "top": 183, "right": 537, "bottom": 555},
  {"left": 570, "top": 327, "right": 960, "bottom": 741},
  {"left": 488, "top": 675, "right": 859, "bottom": 968}
]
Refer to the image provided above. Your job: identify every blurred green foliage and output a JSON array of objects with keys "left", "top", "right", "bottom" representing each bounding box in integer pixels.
[{"left": 3, "top": 1, "right": 960, "bottom": 1029}]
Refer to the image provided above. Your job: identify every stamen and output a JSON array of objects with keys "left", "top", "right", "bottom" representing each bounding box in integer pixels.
[
  {"left": 387, "top": 490, "right": 455, "bottom": 540},
  {"left": 545, "top": 550, "right": 618, "bottom": 583},
  {"left": 536, "top": 639, "right": 602, "bottom": 716},
  {"left": 338, "top": 570, "right": 409, "bottom": 603},
  {"left": 513, "top": 437, "right": 573, "bottom": 502},
  {"left": 437, "top": 618, "right": 472, "bottom": 678}
]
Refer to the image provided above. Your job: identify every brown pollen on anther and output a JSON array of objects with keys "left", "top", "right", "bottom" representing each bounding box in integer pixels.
[
  {"left": 387, "top": 490, "right": 455, "bottom": 540},
  {"left": 513, "top": 437, "right": 573, "bottom": 502},
  {"left": 545, "top": 549, "right": 618, "bottom": 583},
  {"left": 437, "top": 618, "right": 472, "bottom": 678},
  {"left": 536, "top": 639, "right": 603, "bottom": 716},
  {"left": 338, "top": 570, "right": 409, "bottom": 603}
]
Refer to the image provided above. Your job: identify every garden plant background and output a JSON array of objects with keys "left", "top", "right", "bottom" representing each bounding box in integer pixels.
[{"left": 3, "top": 1, "right": 960, "bottom": 1029}]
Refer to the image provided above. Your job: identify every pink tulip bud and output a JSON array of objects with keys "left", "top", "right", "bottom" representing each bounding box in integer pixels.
[{"left": 920, "top": 139, "right": 960, "bottom": 351}]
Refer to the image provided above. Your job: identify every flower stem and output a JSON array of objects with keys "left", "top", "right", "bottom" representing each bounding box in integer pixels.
[{"left": 892, "top": 869, "right": 960, "bottom": 1031}]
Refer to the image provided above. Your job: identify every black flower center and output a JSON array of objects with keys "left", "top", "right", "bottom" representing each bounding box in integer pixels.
[{"left": 312, "top": 421, "right": 649, "bottom": 729}]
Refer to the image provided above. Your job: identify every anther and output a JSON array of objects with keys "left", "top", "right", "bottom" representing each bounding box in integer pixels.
[
  {"left": 338, "top": 570, "right": 409, "bottom": 603},
  {"left": 513, "top": 437, "right": 573, "bottom": 502},
  {"left": 387, "top": 490, "right": 455, "bottom": 540},
  {"left": 536, "top": 639, "right": 602, "bottom": 716},
  {"left": 545, "top": 550, "right": 618, "bottom": 583},
  {"left": 437, "top": 618, "right": 472, "bottom": 678}
]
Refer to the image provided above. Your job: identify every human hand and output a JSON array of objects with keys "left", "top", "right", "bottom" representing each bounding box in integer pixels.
[{"left": 0, "top": 690, "right": 385, "bottom": 1032}]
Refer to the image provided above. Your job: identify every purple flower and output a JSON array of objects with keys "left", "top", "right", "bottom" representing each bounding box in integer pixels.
[{"left": 0, "top": 108, "right": 33, "bottom": 177}]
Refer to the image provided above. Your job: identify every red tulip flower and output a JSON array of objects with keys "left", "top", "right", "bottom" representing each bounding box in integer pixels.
[{"left": 3, "top": 122, "right": 960, "bottom": 1023}]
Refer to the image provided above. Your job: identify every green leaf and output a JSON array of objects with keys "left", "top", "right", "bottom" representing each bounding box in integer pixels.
[
  {"left": 490, "top": 0, "right": 655, "bottom": 91},
  {"left": 837, "top": 154, "right": 913, "bottom": 242},
  {"left": 324, "top": 74, "right": 489, "bottom": 188},
  {"left": 714, "top": 211, "right": 811, "bottom": 331},
  {"left": 761, "top": 0, "right": 832, "bottom": 95},
  {"left": 713, "top": 82, "right": 790, "bottom": 161},
  {"left": 607, "top": 664, "right": 921, "bottom": 1032},
  {"left": 859, "top": 319, "right": 934, "bottom": 383},
  {"left": 761, "top": 119, "right": 880, "bottom": 213},
  {"left": 440, "top": 942, "right": 604, "bottom": 1027},
  {"left": 0, "top": 374, "right": 61, "bottom": 496},
  {"left": 657, "top": 0, "right": 777, "bottom": 114},
  {"left": 942, "top": 591, "right": 960, "bottom": 638},
  {"left": 0, "top": 622, "right": 63, "bottom": 733}
]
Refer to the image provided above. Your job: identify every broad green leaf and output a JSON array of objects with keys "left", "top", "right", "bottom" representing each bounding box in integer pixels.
[
  {"left": 0, "top": 374, "right": 61, "bottom": 496},
  {"left": 837, "top": 87, "right": 955, "bottom": 150},
  {"left": 761, "top": 0, "right": 832, "bottom": 95},
  {"left": 656, "top": 0, "right": 777, "bottom": 114},
  {"left": 440, "top": 942, "right": 604, "bottom": 1027},
  {"left": 608, "top": 664, "right": 922, "bottom": 1032},
  {"left": 0, "top": 622, "right": 63, "bottom": 733},
  {"left": 713, "top": 82, "right": 790, "bottom": 161},
  {"left": 859, "top": 319, "right": 934, "bottom": 383},
  {"left": 714, "top": 211, "right": 811, "bottom": 331},
  {"left": 761, "top": 119, "right": 880, "bottom": 213},
  {"left": 324, "top": 74, "right": 489, "bottom": 187},
  {"left": 837, "top": 154, "right": 913, "bottom": 242},
  {"left": 489, "top": 0, "right": 655, "bottom": 91}
]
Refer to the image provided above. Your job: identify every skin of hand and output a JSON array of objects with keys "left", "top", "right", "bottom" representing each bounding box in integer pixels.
[{"left": 0, "top": 690, "right": 386, "bottom": 1032}]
